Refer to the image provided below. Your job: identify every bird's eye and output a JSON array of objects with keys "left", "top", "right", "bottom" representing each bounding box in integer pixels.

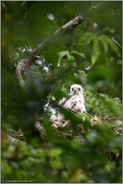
[
  {"left": 71, "top": 88, "right": 74, "bottom": 91},
  {"left": 78, "top": 88, "right": 81, "bottom": 91}
]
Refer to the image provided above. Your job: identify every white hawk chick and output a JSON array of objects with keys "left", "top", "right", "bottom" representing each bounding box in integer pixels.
[
  {"left": 52, "top": 84, "right": 86, "bottom": 128},
  {"left": 59, "top": 84, "right": 86, "bottom": 113}
]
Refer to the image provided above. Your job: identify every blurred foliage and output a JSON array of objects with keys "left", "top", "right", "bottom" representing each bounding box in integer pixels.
[{"left": 1, "top": 1, "right": 122, "bottom": 183}]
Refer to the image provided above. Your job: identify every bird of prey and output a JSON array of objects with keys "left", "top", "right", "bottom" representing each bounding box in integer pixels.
[
  {"left": 52, "top": 84, "right": 86, "bottom": 128},
  {"left": 59, "top": 84, "right": 86, "bottom": 113}
]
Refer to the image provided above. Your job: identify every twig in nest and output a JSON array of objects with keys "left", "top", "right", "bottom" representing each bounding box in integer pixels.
[{"left": 56, "top": 130, "right": 73, "bottom": 140}]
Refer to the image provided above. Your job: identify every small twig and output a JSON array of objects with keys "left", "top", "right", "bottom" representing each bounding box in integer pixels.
[
  {"left": 56, "top": 130, "right": 73, "bottom": 140},
  {"left": 83, "top": 111, "right": 93, "bottom": 117},
  {"left": 112, "top": 37, "right": 122, "bottom": 49}
]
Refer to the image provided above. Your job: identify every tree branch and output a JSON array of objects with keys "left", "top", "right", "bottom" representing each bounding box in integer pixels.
[
  {"left": 15, "top": 15, "right": 84, "bottom": 86},
  {"left": 32, "top": 15, "right": 84, "bottom": 55}
]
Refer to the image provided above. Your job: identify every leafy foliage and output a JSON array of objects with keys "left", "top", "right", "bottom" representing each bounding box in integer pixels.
[{"left": 2, "top": 1, "right": 122, "bottom": 183}]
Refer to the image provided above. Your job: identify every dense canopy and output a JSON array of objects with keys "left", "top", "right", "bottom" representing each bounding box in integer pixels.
[{"left": 2, "top": 1, "right": 122, "bottom": 183}]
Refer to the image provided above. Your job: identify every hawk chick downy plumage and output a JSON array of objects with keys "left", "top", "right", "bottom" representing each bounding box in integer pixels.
[
  {"left": 52, "top": 84, "right": 86, "bottom": 128},
  {"left": 59, "top": 84, "right": 86, "bottom": 113}
]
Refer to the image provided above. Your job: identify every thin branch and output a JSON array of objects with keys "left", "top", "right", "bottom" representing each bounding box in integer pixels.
[{"left": 112, "top": 37, "right": 122, "bottom": 49}]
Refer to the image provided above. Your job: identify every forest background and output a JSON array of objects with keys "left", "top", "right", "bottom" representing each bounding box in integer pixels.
[{"left": 1, "top": 1, "right": 122, "bottom": 183}]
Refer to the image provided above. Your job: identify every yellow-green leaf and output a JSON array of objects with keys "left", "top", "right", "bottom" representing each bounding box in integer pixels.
[{"left": 71, "top": 50, "right": 85, "bottom": 58}]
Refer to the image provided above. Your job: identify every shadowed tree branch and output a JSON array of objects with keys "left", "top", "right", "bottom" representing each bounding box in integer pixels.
[
  {"left": 15, "top": 15, "right": 84, "bottom": 87},
  {"left": 32, "top": 15, "right": 84, "bottom": 55}
]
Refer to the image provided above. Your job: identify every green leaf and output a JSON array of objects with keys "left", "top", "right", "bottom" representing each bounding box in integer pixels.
[
  {"left": 91, "top": 38, "right": 100, "bottom": 65},
  {"left": 58, "top": 50, "right": 75, "bottom": 61},
  {"left": 71, "top": 50, "right": 85, "bottom": 58},
  {"left": 98, "top": 35, "right": 108, "bottom": 53},
  {"left": 58, "top": 51, "right": 69, "bottom": 61},
  {"left": 67, "top": 53, "right": 75, "bottom": 61},
  {"left": 79, "top": 32, "right": 95, "bottom": 45},
  {"left": 103, "top": 35, "right": 121, "bottom": 57}
]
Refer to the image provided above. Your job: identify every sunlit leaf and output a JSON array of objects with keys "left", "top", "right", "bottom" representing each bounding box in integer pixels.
[
  {"left": 58, "top": 50, "right": 75, "bottom": 61},
  {"left": 58, "top": 50, "right": 69, "bottom": 61},
  {"left": 71, "top": 50, "right": 85, "bottom": 58}
]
